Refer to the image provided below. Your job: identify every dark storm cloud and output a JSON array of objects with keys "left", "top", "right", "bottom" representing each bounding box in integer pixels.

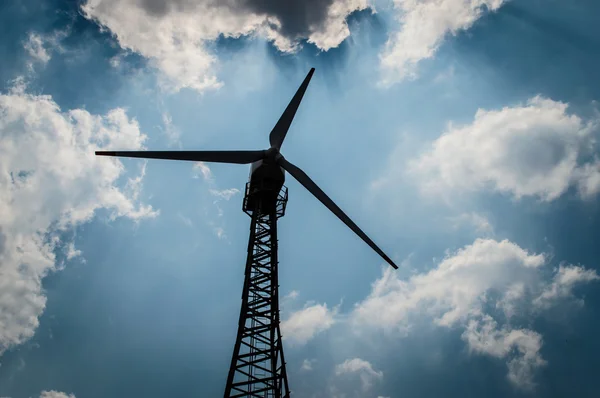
[
  {"left": 238, "top": 0, "right": 337, "bottom": 38},
  {"left": 136, "top": 0, "right": 348, "bottom": 39}
]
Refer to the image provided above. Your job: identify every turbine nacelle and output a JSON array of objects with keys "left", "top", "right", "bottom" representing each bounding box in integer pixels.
[
  {"left": 247, "top": 147, "right": 284, "bottom": 192},
  {"left": 248, "top": 155, "right": 286, "bottom": 204}
]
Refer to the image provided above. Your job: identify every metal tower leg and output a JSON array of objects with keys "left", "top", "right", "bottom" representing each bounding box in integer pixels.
[{"left": 225, "top": 189, "right": 290, "bottom": 398}]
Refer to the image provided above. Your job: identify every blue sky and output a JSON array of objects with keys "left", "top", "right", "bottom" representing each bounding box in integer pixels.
[{"left": 1, "top": 0, "right": 600, "bottom": 397}]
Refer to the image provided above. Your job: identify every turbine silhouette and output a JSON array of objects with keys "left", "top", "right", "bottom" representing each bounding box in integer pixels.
[{"left": 96, "top": 68, "right": 397, "bottom": 397}]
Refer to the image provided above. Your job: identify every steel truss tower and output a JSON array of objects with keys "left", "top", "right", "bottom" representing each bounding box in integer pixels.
[{"left": 224, "top": 182, "right": 290, "bottom": 397}]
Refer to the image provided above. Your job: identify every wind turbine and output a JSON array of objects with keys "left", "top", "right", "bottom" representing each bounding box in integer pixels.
[{"left": 96, "top": 68, "right": 397, "bottom": 397}]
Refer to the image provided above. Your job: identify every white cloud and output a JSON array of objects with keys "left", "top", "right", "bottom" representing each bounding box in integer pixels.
[
  {"left": 448, "top": 212, "right": 493, "bottom": 235},
  {"left": 24, "top": 33, "right": 51, "bottom": 64},
  {"left": 353, "top": 239, "right": 545, "bottom": 330},
  {"left": 576, "top": 160, "right": 600, "bottom": 198},
  {"left": 281, "top": 302, "right": 337, "bottom": 345},
  {"left": 177, "top": 212, "right": 193, "bottom": 227},
  {"left": 192, "top": 167, "right": 240, "bottom": 237},
  {"left": 161, "top": 112, "right": 180, "bottom": 146},
  {"left": 207, "top": 188, "right": 240, "bottom": 238},
  {"left": 281, "top": 290, "right": 300, "bottom": 314},
  {"left": 64, "top": 242, "right": 83, "bottom": 261},
  {"left": 109, "top": 54, "right": 123, "bottom": 68},
  {"left": 81, "top": 0, "right": 367, "bottom": 92},
  {"left": 462, "top": 315, "right": 545, "bottom": 390},
  {"left": 351, "top": 238, "right": 598, "bottom": 388},
  {"left": 0, "top": 82, "right": 157, "bottom": 355},
  {"left": 380, "top": 0, "right": 507, "bottom": 84},
  {"left": 39, "top": 392, "right": 76, "bottom": 398},
  {"left": 209, "top": 188, "right": 240, "bottom": 201},
  {"left": 410, "top": 96, "right": 600, "bottom": 201},
  {"left": 495, "top": 281, "right": 525, "bottom": 319},
  {"left": 533, "top": 264, "right": 600, "bottom": 310},
  {"left": 23, "top": 30, "right": 69, "bottom": 67},
  {"left": 192, "top": 162, "right": 213, "bottom": 181},
  {"left": 301, "top": 358, "right": 316, "bottom": 371},
  {"left": 214, "top": 226, "right": 225, "bottom": 239},
  {"left": 335, "top": 358, "right": 383, "bottom": 391},
  {"left": 306, "top": 0, "right": 371, "bottom": 51}
]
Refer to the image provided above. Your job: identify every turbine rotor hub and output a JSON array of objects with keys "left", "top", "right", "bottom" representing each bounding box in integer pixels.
[{"left": 265, "top": 147, "right": 282, "bottom": 162}]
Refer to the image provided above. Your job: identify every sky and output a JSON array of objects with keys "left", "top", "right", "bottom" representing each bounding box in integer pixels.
[{"left": 1, "top": 0, "right": 600, "bottom": 397}]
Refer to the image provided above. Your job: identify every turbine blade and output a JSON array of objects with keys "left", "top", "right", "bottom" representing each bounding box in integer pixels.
[
  {"left": 269, "top": 68, "right": 315, "bottom": 150},
  {"left": 95, "top": 150, "right": 266, "bottom": 164},
  {"left": 278, "top": 157, "right": 398, "bottom": 269}
]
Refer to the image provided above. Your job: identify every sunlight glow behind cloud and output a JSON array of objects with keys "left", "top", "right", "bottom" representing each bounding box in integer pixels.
[{"left": 81, "top": 0, "right": 368, "bottom": 92}]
